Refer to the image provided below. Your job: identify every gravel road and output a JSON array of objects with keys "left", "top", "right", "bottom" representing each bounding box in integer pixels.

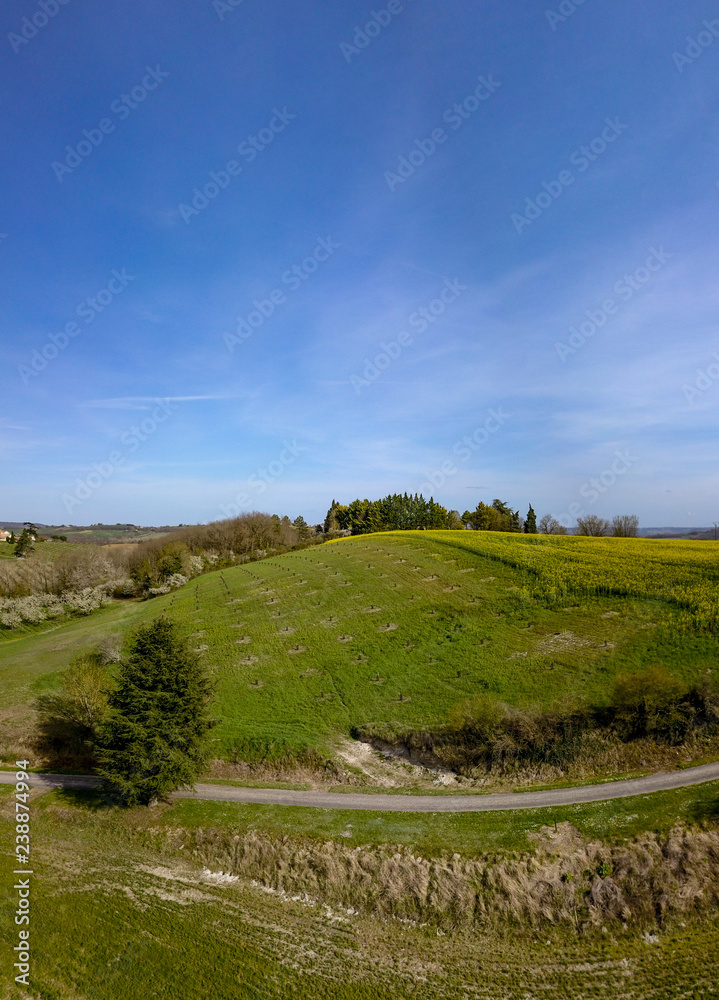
[{"left": 2, "top": 760, "right": 719, "bottom": 812}]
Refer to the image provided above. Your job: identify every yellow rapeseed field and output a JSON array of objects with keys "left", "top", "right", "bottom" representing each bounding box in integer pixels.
[{"left": 416, "top": 532, "right": 719, "bottom": 633}]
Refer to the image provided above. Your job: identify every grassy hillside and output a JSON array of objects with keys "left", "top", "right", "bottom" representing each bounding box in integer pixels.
[{"left": 1, "top": 531, "right": 717, "bottom": 767}]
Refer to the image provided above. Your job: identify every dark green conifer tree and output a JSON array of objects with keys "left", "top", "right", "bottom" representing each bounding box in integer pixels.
[
  {"left": 524, "top": 504, "right": 538, "bottom": 534},
  {"left": 95, "top": 617, "right": 214, "bottom": 805}
]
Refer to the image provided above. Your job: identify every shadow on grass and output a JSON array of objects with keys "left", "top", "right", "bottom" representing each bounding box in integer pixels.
[
  {"left": 53, "top": 787, "right": 115, "bottom": 811},
  {"left": 52, "top": 786, "right": 176, "bottom": 818},
  {"left": 688, "top": 794, "right": 719, "bottom": 825}
]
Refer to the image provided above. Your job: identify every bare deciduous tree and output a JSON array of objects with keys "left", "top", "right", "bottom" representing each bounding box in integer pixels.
[
  {"left": 611, "top": 514, "right": 639, "bottom": 537},
  {"left": 539, "top": 514, "right": 568, "bottom": 535},
  {"left": 574, "top": 515, "right": 610, "bottom": 536}
]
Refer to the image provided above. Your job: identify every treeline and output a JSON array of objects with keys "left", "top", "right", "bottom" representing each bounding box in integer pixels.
[
  {"left": 325, "top": 495, "right": 535, "bottom": 535},
  {"left": 462, "top": 499, "right": 526, "bottom": 532},
  {"left": 0, "top": 512, "right": 316, "bottom": 628},
  {"left": 325, "top": 494, "right": 462, "bottom": 534},
  {"left": 356, "top": 667, "right": 719, "bottom": 776},
  {"left": 541, "top": 513, "right": 639, "bottom": 537},
  {"left": 325, "top": 495, "right": 639, "bottom": 538},
  {"left": 125, "top": 512, "right": 306, "bottom": 593},
  {"left": 461, "top": 503, "right": 639, "bottom": 536}
]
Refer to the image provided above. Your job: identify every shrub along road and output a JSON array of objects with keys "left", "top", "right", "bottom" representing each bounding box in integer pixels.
[{"left": 3, "top": 760, "right": 719, "bottom": 812}]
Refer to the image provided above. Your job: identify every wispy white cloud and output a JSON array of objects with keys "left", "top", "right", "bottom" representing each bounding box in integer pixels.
[
  {"left": 78, "top": 395, "right": 245, "bottom": 410},
  {"left": 0, "top": 418, "right": 31, "bottom": 431}
]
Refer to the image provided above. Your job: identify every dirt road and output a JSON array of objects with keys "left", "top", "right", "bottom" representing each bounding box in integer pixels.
[{"left": 3, "top": 760, "right": 719, "bottom": 812}]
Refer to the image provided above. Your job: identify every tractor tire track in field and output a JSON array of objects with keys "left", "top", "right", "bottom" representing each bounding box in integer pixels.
[{"left": 3, "top": 760, "right": 719, "bottom": 813}]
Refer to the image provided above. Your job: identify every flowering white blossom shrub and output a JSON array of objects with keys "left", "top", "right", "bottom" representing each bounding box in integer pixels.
[
  {"left": 110, "top": 577, "right": 136, "bottom": 598},
  {"left": 148, "top": 573, "right": 188, "bottom": 597},
  {"left": 0, "top": 607, "right": 22, "bottom": 629},
  {"left": 0, "top": 586, "right": 111, "bottom": 629},
  {"left": 61, "top": 587, "right": 110, "bottom": 615}
]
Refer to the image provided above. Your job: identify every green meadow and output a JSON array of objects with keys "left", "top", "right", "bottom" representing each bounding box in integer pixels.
[{"left": 2, "top": 783, "right": 719, "bottom": 999}]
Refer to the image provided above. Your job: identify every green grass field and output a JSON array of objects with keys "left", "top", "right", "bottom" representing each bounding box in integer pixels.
[
  {"left": 2, "top": 783, "right": 719, "bottom": 999},
  {"left": 155, "top": 779, "right": 719, "bottom": 855},
  {"left": 1, "top": 531, "right": 717, "bottom": 765}
]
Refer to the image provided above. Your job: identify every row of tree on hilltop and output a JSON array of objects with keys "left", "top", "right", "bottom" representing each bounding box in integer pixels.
[
  {"left": 324, "top": 496, "right": 639, "bottom": 537},
  {"left": 324, "top": 494, "right": 452, "bottom": 534}
]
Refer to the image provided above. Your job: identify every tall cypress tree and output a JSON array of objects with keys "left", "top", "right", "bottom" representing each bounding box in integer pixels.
[
  {"left": 95, "top": 617, "right": 215, "bottom": 805},
  {"left": 524, "top": 504, "right": 538, "bottom": 534}
]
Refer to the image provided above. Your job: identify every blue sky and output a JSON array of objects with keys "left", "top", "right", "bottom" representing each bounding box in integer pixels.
[{"left": 2, "top": 0, "right": 718, "bottom": 527}]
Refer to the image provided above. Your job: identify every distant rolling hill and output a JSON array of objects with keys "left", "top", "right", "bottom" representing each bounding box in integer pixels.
[
  {"left": 639, "top": 526, "right": 716, "bottom": 540},
  {"left": 0, "top": 521, "right": 179, "bottom": 542}
]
